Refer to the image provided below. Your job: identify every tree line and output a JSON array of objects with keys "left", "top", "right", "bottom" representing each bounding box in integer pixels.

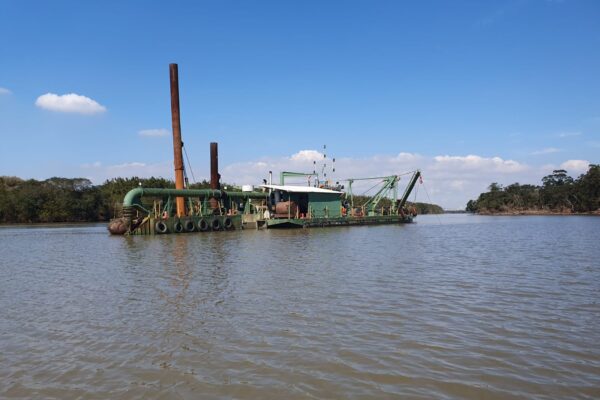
[
  {"left": 0, "top": 176, "right": 444, "bottom": 223},
  {"left": 466, "top": 164, "right": 600, "bottom": 214},
  {"left": 0, "top": 176, "right": 216, "bottom": 223}
]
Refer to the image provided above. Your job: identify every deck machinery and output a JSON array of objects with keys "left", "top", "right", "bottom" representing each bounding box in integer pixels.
[
  {"left": 113, "top": 170, "right": 420, "bottom": 235},
  {"left": 108, "top": 64, "right": 421, "bottom": 235}
]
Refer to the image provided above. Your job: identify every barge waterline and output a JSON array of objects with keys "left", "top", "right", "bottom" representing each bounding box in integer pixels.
[{"left": 126, "top": 214, "right": 415, "bottom": 235}]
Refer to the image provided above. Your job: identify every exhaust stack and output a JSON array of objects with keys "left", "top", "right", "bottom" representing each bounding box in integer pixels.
[{"left": 169, "top": 63, "right": 185, "bottom": 217}]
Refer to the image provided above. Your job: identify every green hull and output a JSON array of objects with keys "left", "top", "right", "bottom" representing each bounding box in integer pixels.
[
  {"left": 129, "top": 215, "right": 242, "bottom": 235},
  {"left": 113, "top": 170, "right": 422, "bottom": 236},
  {"left": 265, "top": 215, "right": 414, "bottom": 229},
  {"left": 126, "top": 214, "right": 414, "bottom": 235}
]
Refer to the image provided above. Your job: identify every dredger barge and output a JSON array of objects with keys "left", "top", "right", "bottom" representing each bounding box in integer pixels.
[{"left": 108, "top": 64, "right": 421, "bottom": 235}]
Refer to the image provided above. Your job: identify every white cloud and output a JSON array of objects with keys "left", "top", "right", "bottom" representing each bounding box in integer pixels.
[
  {"left": 557, "top": 131, "right": 581, "bottom": 138},
  {"left": 35, "top": 93, "right": 106, "bottom": 114},
  {"left": 531, "top": 147, "right": 561, "bottom": 155},
  {"left": 75, "top": 151, "right": 590, "bottom": 210},
  {"left": 290, "top": 150, "right": 324, "bottom": 162},
  {"left": 432, "top": 155, "right": 527, "bottom": 173},
  {"left": 219, "top": 151, "right": 533, "bottom": 210},
  {"left": 392, "top": 152, "right": 422, "bottom": 162},
  {"left": 0, "top": 87, "right": 11, "bottom": 95},
  {"left": 138, "top": 128, "right": 170, "bottom": 137},
  {"left": 448, "top": 180, "right": 467, "bottom": 190},
  {"left": 79, "top": 160, "right": 171, "bottom": 183},
  {"left": 559, "top": 160, "right": 590, "bottom": 174}
]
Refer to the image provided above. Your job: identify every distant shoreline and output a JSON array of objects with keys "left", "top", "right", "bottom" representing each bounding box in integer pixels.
[
  {"left": 476, "top": 210, "right": 600, "bottom": 216},
  {"left": 0, "top": 221, "right": 106, "bottom": 227}
]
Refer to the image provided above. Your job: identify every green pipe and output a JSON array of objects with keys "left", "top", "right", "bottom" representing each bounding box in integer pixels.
[
  {"left": 227, "top": 191, "right": 268, "bottom": 199},
  {"left": 123, "top": 187, "right": 266, "bottom": 208}
]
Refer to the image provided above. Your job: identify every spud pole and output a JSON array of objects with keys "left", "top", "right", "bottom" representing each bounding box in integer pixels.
[{"left": 169, "top": 63, "right": 186, "bottom": 217}]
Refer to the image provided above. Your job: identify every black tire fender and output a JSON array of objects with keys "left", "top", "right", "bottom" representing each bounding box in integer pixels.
[
  {"left": 155, "top": 221, "right": 168, "bottom": 234},
  {"left": 174, "top": 221, "right": 184, "bottom": 233},
  {"left": 183, "top": 219, "right": 195, "bottom": 232},
  {"left": 198, "top": 219, "right": 209, "bottom": 232}
]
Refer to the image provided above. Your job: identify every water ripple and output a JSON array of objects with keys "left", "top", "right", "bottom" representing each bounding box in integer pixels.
[{"left": 1, "top": 216, "right": 599, "bottom": 399}]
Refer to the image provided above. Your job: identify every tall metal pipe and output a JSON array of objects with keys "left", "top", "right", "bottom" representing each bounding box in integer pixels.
[
  {"left": 169, "top": 63, "right": 186, "bottom": 217},
  {"left": 210, "top": 142, "right": 220, "bottom": 190}
]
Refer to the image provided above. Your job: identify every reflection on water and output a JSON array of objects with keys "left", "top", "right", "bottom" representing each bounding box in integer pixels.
[{"left": 1, "top": 215, "right": 600, "bottom": 399}]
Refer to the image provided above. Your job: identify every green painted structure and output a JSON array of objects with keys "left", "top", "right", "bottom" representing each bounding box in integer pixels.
[
  {"left": 110, "top": 170, "right": 421, "bottom": 235},
  {"left": 308, "top": 192, "right": 342, "bottom": 218},
  {"left": 107, "top": 63, "right": 423, "bottom": 236}
]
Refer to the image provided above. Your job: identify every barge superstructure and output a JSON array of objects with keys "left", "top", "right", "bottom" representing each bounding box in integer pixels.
[{"left": 108, "top": 64, "right": 421, "bottom": 235}]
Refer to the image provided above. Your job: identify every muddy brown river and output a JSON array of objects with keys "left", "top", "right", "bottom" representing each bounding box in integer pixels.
[{"left": 1, "top": 215, "right": 599, "bottom": 399}]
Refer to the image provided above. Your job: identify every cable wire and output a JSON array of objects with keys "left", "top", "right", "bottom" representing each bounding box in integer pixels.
[
  {"left": 183, "top": 145, "right": 196, "bottom": 183},
  {"left": 360, "top": 180, "right": 383, "bottom": 196},
  {"left": 421, "top": 178, "right": 443, "bottom": 225}
]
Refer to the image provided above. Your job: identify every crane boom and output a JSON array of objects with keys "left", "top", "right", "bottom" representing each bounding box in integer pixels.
[
  {"left": 362, "top": 175, "right": 399, "bottom": 216},
  {"left": 398, "top": 170, "right": 421, "bottom": 210}
]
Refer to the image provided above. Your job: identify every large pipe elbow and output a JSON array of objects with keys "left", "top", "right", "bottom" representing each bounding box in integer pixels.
[{"left": 123, "top": 187, "right": 145, "bottom": 208}]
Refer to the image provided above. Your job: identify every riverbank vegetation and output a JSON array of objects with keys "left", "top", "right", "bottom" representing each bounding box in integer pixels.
[
  {"left": 466, "top": 164, "right": 600, "bottom": 214},
  {"left": 405, "top": 202, "right": 444, "bottom": 214},
  {"left": 0, "top": 176, "right": 213, "bottom": 223},
  {"left": 0, "top": 176, "right": 443, "bottom": 223}
]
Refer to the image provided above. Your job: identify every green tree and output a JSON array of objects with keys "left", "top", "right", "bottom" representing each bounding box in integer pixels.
[
  {"left": 466, "top": 199, "right": 478, "bottom": 212},
  {"left": 573, "top": 164, "right": 600, "bottom": 212},
  {"left": 540, "top": 170, "right": 576, "bottom": 211},
  {"left": 466, "top": 164, "right": 600, "bottom": 213}
]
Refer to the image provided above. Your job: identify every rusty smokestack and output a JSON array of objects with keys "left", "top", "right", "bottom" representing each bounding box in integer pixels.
[
  {"left": 169, "top": 63, "right": 186, "bottom": 217},
  {"left": 210, "top": 142, "right": 220, "bottom": 190}
]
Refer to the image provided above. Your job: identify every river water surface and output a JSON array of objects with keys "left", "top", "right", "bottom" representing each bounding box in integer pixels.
[{"left": 1, "top": 215, "right": 599, "bottom": 399}]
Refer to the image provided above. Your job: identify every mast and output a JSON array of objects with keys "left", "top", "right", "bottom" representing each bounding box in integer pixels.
[{"left": 169, "top": 63, "right": 185, "bottom": 217}]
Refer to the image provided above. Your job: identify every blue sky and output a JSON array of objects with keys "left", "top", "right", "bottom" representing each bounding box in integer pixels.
[{"left": 0, "top": 0, "right": 599, "bottom": 208}]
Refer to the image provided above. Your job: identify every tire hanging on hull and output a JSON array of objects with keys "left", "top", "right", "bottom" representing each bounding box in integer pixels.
[
  {"left": 183, "top": 219, "right": 195, "bottom": 232},
  {"left": 198, "top": 219, "right": 209, "bottom": 232},
  {"left": 155, "top": 221, "right": 168, "bottom": 234},
  {"left": 174, "top": 221, "right": 184, "bottom": 233}
]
